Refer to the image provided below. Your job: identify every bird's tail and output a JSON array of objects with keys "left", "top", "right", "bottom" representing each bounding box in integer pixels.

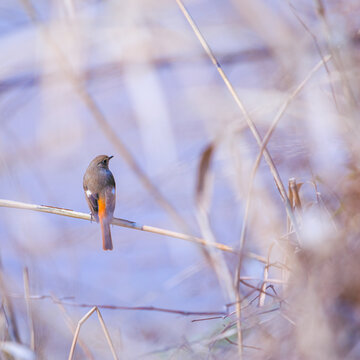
[{"left": 100, "top": 217, "right": 113, "bottom": 251}]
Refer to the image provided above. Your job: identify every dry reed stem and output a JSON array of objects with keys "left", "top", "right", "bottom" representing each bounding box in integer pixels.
[
  {"left": 0, "top": 198, "right": 273, "bottom": 264},
  {"left": 95, "top": 308, "right": 119, "bottom": 360},
  {"left": 233, "top": 289, "right": 243, "bottom": 358},
  {"left": 174, "top": 2, "right": 286, "bottom": 355},
  {"left": 68, "top": 307, "right": 96, "bottom": 360},
  {"left": 68, "top": 307, "right": 118, "bottom": 360},
  {"left": 23, "top": 268, "right": 35, "bottom": 351},
  {"left": 175, "top": 0, "right": 299, "bottom": 242},
  {"left": 174, "top": 2, "right": 329, "bottom": 353},
  {"left": 51, "top": 294, "right": 95, "bottom": 360}
]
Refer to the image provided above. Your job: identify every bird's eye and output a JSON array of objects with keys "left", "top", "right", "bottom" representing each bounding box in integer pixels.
[{"left": 102, "top": 159, "right": 107, "bottom": 165}]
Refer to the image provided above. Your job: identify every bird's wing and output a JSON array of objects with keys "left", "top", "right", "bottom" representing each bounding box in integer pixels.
[{"left": 84, "top": 185, "right": 99, "bottom": 221}]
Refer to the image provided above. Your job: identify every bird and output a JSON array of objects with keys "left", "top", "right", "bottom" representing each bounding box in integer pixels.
[{"left": 83, "top": 155, "right": 116, "bottom": 250}]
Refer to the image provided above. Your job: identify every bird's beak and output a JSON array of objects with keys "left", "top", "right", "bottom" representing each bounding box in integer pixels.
[{"left": 109, "top": 155, "right": 114, "bottom": 160}]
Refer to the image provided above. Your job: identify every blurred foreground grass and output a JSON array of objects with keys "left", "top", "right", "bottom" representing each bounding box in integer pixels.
[{"left": 0, "top": 0, "right": 360, "bottom": 359}]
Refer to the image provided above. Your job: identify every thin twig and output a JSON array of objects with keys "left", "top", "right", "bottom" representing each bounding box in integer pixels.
[
  {"left": 9, "top": 293, "right": 228, "bottom": 317},
  {"left": 191, "top": 316, "right": 223, "bottom": 323},
  {"left": 239, "top": 281, "right": 280, "bottom": 299},
  {"left": 239, "top": 277, "right": 286, "bottom": 285},
  {"left": 54, "top": 299, "right": 227, "bottom": 317}
]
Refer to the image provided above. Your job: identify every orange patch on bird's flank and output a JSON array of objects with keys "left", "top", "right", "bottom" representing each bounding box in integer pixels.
[{"left": 98, "top": 197, "right": 106, "bottom": 218}]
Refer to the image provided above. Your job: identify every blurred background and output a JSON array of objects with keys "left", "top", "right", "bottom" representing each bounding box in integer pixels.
[{"left": 0, "top": 0, "right": 360, "bottom": 358}]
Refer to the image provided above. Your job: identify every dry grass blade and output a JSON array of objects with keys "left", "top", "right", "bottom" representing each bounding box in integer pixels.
[
  {"left": 23, "top": 268, "right": 35, "bottom": 351},
  {"left": 287, "top": 177, "right": 303, "bottom": 234},
  {"left": 195, "top": 143, "right": 235, "bottom": 302},
  {"left": 0, "top": 262, "right": 20, "bottom": 343},
  {"left": 68, "top": 307, "right": 118, "bottom": 360},
  {"left": 196, "top": 143, "right": 215, "bottom": 207},
  {"left": 288, "top": 178, "right": 303, "bottom": 211}
]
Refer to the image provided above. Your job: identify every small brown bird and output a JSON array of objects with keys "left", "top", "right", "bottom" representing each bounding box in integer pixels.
[{"left": 83, "top": 155, "right": 116, "bottom": 250}]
